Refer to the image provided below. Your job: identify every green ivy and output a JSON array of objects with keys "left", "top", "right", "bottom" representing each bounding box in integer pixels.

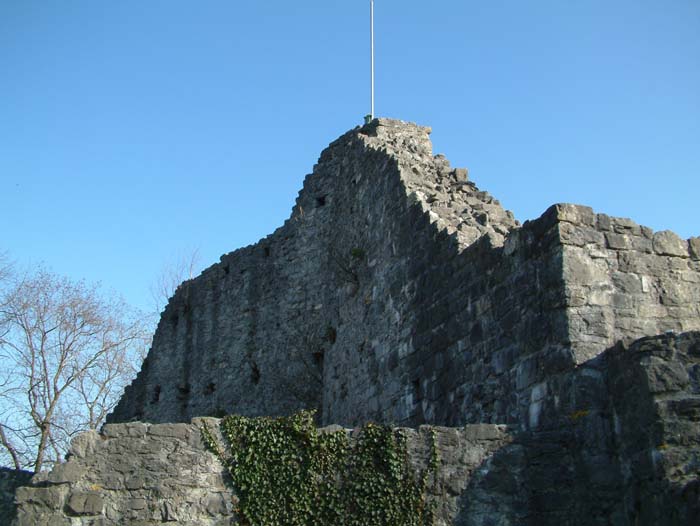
[{"left": 201, "top": 411, "right": 437, "bottom": 526}]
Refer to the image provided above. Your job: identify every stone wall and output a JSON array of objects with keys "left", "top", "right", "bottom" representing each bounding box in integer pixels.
[
  {"left": 14, "top": 332, "right": 700, "bottom": 525},
  {"left": 607, "top": 332, "right": 700, "bottom": 525},
  {"left": 109, "top": 119, "right": 526, "bottom": 427},
  {"left": 13, "top": 420, "right": 515, "bottom": 526},
  {"left": 109, "top": 119, "right": 700, "bottom": 432},
  {"left": 558, "top": 204, "right": 700, "bottom": 363},
  {"left": 14, "top": 422, "right": 233, "bottom": 525}
]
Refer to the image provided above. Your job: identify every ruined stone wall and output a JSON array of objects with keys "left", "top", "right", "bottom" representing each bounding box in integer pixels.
[
  {"left": 14, "top": 333, "right": 700, "bottom": 525},
  {"left": 14, "top": 423, "right": 233, "bottom": 525},
  {"left": 109, "top": 119, "right": 700, "bottom": 431},
  {"left": 314, "top": 122, "right": 565, "bottom": 428},
  {"left": 109, "top": 119, "right": 527, "bottom": 427},
  {"left": 11, "top": 118, "right": 700, "bottom": 524},
  {"left": 607, "top": 332, "right": 700, "bottom": 524},
  {"left": 13, "top": 420, "right": 515, "bottom": 526},
  {"left": 558, "top": 204, "right": 700, "bottom": 363}
]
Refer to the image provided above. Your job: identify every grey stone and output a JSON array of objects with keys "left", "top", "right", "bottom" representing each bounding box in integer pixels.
[
  {"left": 452, "top": 168, "right": 468, "bottom": 182},
  {"left": 596, "top": 213, "right": 612, "bottom": 231},
  {"left": 149, "top": 423, "right": 191, "bottom": 441},
  {"left": 46, "top": 461, "right": 86, "bottom": 484},
  {"left": 101, "top": 422, "right": 147, "bottom": 439},
  {"left": 66, "top": 492, "right": 103, "bottom": 516},
  {"left": 15, "top": 485, "right": 68, "bottom": 508},
  {"left": 605, "top": 232, "right": 630, "bottom": 250},
  {"left": 553, "top": 203, "right": 596, "bottom": 226},
  {"left": 559, "top": 221, "right": 604, "bottom": 246},
  {"left": 688, "top": 237, "right": 700, "bottom": 260},
  {"left": 462, "top": 424, "right": 508, "bottom": 442},
  {"left": 643, "top": 356, "right": 690, "bottom": 393},
  {"left": 68, "top": 431, "right": 99, "bottom": 459},
  {"left": 611, "top": 216, "right": 642, "bottom": 235},
  {"left": 653, "top": 230, "right": 688, "bottom": 257}
]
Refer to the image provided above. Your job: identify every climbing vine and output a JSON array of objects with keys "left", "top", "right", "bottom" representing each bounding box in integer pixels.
[{"left": 201, "top": 411, "right": 438, "bottom": 526}]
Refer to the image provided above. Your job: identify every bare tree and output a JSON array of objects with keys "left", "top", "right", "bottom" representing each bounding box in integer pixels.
[
  {"left": 149, "top": 248, "right": 202, "bottom": 314},
  {"left": 0, "top": 266, "right": 149, "bottom": 472},
  {"left": 0, "top": 252, "right": 11, "bottom": 283}
]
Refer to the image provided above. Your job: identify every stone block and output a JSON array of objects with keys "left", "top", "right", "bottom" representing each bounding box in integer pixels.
[
  {"left": 47, "top": 461, "right": 86, "bottom": 484},
  {"left": 610, "top": 218, "right": 641, "bottom": 236},
  {"left": 596, "top": 213, "right": 612, "bottom": 231},
  {"left": 15, "top": 486, "right": 68, "bottom": 509},
  {"left": 128, "top": 498, "right": 148, "bottom": 511},
  {"left": 653, "top": 230, "right": 688, "bottom": 257},
  {"left": 452, "top": 167, "right": 468, "bottom": 182},
  {"left": 125, "top": 475, "right": 146, "bottom": 490},
  {"left": 202, "top": 493, "right": 230, "bottom": 516},
  {"left": 558, "top": 221, "right": 605, "bottom": 247},
  {"left": 629, "top": 234, "right": 653, "bottom": 253},
  {"left": 643, "top": 356, "right": 690, "bottom": 393},
  {"left": 68, "top": 431, "right": 99, "bottom": 459},
  {"left": 612, "top": 272, "right": 642, "bottom": 293},
  {"left": 101, "top": 422, "right": 147, "bottom": 439},
  {"left": 462, "top": 424, "right": 508, "bottom": 442},
  {"left": 689, "top": 237, "right": 700, "bottom": 260},
  {"left": 149, "top": 423, "right": 192, "bottom": 441},
  {"left": 562, "top": 247, "right": 610, "bottom": 283},
  {"left": 553, "top": 203, "right": 596, "bottom": 226},
  {"left": 66, "top": 492, "right": 103, "bottom": 516},
  {"left": 161, "top": 501, "right": 178, "bottom": 521},
  {"left": 15, "top": 513, "right": 72, "bottom": 526},
  {"left": 605, "top": 232, "right": 630, "bottom": 250}
]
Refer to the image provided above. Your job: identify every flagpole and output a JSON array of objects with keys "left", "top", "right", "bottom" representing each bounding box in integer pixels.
[{"left": 370, "top": 0, "right": 375, "bottom": 120}]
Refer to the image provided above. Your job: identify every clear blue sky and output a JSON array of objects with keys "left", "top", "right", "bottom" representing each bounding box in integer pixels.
[{"left": 1, "top": 0, "right": 698, "bottom": 314}]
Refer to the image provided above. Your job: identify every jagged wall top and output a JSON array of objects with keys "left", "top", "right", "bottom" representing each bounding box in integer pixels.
[
  {"left": 109, "top": 118, "right": 700, "bottom": 429},
  {"left": 354, "top": 119, "right": 518, "bottom": 247}
]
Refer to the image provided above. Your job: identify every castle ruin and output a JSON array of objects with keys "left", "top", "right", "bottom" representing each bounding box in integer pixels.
[{"left": 11, "top": 119, "right": 700, "bottom": 525}]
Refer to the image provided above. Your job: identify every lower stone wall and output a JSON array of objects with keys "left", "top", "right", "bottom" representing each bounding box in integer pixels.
[
  {"left": 608, "top": 332, "right": 700, "bottom": 525},
  {"left": 12, "top": 333, "right": 700, "bottom": 526},
  {"left": 12, "top": 420, "right": 513, "bottom": 526},
  {"left": 14, "top": 423, "right": 234, "bottom": 525}
]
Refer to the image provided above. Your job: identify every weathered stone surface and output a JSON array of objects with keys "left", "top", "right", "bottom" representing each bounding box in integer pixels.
[
  {"left": 607, "top": 332, "right": 700, "bottom": 526},
  {"left": 46, "top": 461, "right": 86, "bottom": 484},
  {"left": 13, "top": 421, "right": 235, "bottom": 525},
  {"left": 653, "top": 230, "right": 688, "bottom": 257},
  {"left": 689, "top": 236, "right": 700, "bottom": 260},
  {"left": 108, "top": 120, "right": 700, "bottom": 430},
  {"left": 66, "top": 492, "right": 103, "bottom": 516},
  {"left": 13, "top": 419, "right": 517, "bottom": 526},
  {"left": 67, "top": 431, "right": 99, "bottom": 459},
  {"left": 23, "top": 328, "right": 697, "bottom": 526},
  {"left": 554, "top": 203, "right": 596, "bottom": 226}
]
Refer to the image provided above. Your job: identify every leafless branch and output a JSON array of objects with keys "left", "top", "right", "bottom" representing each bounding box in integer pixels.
[
  {"left": 149, "top": 247, "right": 202, "bottom": 315},
  {"left": 0, "top": 265, "right": 149, "bottom": 471}
]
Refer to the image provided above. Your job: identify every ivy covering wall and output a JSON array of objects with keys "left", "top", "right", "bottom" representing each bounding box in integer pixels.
[{"left": 201, "top": 411, "right": 439, "bottom": 526}]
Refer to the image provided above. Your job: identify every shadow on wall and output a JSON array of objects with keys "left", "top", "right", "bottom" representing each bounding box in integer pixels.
[
  {"left": 0, "top": 468, "right": 33, "bottom": 524},
  {"left": 454, "top": 331, "right": 700, "bottom": 526},
  {"left": 9, "top": 333, "right": 700, "bottom": 525}
]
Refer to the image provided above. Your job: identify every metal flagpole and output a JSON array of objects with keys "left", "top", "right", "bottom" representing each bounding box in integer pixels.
[{"left": 370, "top": 0, "right": 375, "bottom": 120}]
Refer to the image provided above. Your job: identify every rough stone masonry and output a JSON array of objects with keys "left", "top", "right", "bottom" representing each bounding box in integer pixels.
[{"left": 11, "top": 119, "right": 700, "bottom": 525}]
